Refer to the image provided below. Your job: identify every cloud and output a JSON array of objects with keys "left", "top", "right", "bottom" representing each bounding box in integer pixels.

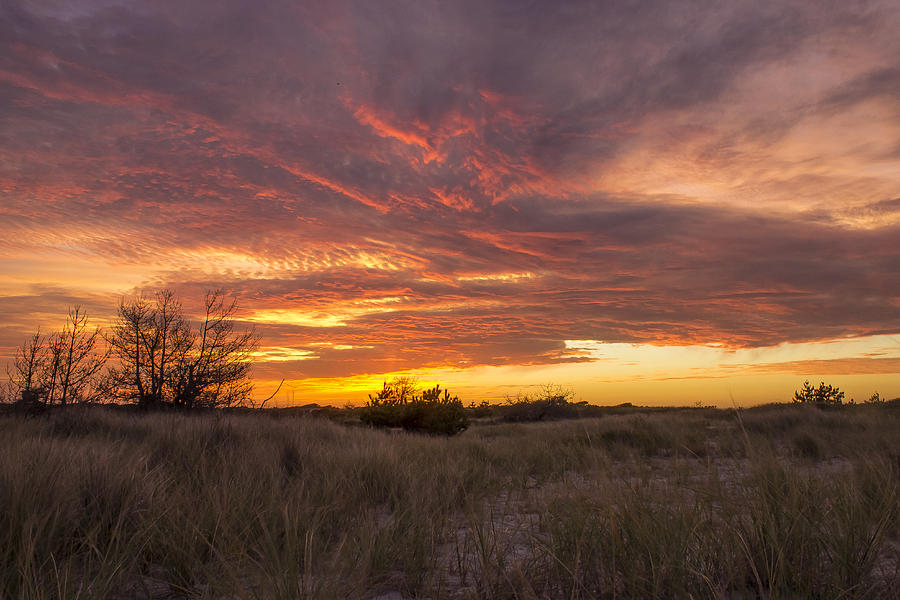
[{"left": 1, "top": 0, "right": 899, "bottom": 387}]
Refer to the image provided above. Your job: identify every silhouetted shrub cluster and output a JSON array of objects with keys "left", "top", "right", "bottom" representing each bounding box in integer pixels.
[
  {"left": 865, "top": 392, "right": 885, "bottom": 405},
  {"left": 793, "top": 380, "right": 845, "bottom": 406},
  {"left": 495, "top": 385, "right": 586, "bottom": 422},
  {"left": 360, "top": 379, "right": 469, "bottom": 436}
]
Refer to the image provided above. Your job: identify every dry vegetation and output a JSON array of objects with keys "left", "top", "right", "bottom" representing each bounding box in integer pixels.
[{"left": 1, "top": 402, "right": 898, "bottom": 599}]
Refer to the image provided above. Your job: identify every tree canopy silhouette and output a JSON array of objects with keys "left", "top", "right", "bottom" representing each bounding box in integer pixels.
[
  {"left": 108, "top": 290, "right": 258, "bottom": 409},
  {"left": 6, "top": 307, "right": 107, "bottom": 405}
]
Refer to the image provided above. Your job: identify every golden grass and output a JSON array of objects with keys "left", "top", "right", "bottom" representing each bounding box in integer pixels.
[{"left": 1, "top": 403, "right": 898, "bottom": 598}]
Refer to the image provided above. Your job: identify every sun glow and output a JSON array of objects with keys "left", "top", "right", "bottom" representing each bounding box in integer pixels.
[
  {"left": 249, "top": 335, "right": 900, "bottom": 407},
  {"left": 245, "top": 296, "right": 408, "bottom": 328},
  {"left": 564, "top": 336, "right": 900, "bottom": 378},
  {"left": 456, "top": 272, "right": 536, "bottom": 282},
  {"left": 251, "top": 347, "right": 318, "bottom": 362}
]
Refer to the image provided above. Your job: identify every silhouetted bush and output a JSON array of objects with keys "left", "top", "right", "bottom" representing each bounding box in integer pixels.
[
  {"left": 360, "top": 379, "right": 469, "bottom": 436},
  {"left": 865, "top": 392, "right": 885, "bottom": 405},
  {"left": 793, "top": 380, "right": 845, "bottom": 406},
  {"left": 465, "top": 400, "right": 494, "bottom": 418},
  {"left": 496, "top": 385, "right": 584, "bottom": 422}
]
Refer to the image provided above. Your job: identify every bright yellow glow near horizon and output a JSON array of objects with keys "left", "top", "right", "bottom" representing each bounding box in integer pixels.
[{"left": 252, "top": 334, "right": 900, "bottom": 408}]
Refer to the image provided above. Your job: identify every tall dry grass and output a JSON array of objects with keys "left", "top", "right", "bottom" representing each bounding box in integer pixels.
[{"left": 0, "top": 403, "right": 897, "bottom": 598}]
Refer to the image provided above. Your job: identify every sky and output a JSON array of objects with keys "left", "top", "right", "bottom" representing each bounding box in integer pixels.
[{"left": 1, "top": 0, "right": 899, "bottom": 406}]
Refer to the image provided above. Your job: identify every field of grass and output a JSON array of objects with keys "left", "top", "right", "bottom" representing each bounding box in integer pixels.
[{"left": 1, "top": 402, "right": 898, "bottom": 599}]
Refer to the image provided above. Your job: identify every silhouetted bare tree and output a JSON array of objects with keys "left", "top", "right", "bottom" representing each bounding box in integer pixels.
[
  {"left": 108, "top": 290, "right": 258, "bottom": 409},
  {"left": 6, "top": 308, "right": 107, "bottom": 405},
  {"left": 6, "top": 330, "right": 45, "bottom": 404},
  {"left": 171, "top": 291, "right": 258, "bottom": 409},
  {"left": 107, "top": 290, "right": 190, "bottom": 407},
  {"left": 46, "top": 307, "right": 108, "bottom": 405}
]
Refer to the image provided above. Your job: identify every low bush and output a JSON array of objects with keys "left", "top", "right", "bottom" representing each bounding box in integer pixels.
[
  {"left": 865, "top": 391, "right": 885, "bottom": 405},
  {"left": 496, "top": 385, "right": 584, "bottom": 422},
  {"left": 465, "top": 400, "right": 495, "bottom": 418},
  {"left": 360, "top": 379, "right": 469, "bottom": 436},
  {"left": 793, "top": 380, "right": 845, "bottom": 406}
]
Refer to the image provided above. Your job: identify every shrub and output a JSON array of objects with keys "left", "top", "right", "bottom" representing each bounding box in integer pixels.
[
  {"left": 465, "top": 400, "right": 494, "bottom": 418},
  {"left": 792, "top": 380, "right": 845, "bottom": 406},
  {"left": 496, "top": 385, "right": 582, "bottom": 422},
  {"left": 864, "top": 392, "right": 884, "bottom": 405},
  {"left": 360, "top": 379, "right": 469, "bottom": 436}
]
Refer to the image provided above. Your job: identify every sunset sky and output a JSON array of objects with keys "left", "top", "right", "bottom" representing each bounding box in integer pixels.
[{"left": 2, "top": 0, "right": 899, "bottom": 406}]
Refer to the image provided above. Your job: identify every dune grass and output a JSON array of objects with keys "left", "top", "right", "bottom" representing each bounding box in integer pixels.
[{"left": 1, "top": 403, "right": 898, "bottom": 599}]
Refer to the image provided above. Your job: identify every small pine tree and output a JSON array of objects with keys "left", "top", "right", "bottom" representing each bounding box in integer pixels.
[{"left": 792, "top": 380, "right": 845, "bottom": 406}]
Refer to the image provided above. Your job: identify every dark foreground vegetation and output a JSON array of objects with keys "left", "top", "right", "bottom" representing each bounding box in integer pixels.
[
  {"left": 5, "top": 290, "right": 259, "bottom": 411},
  {"left": 1, "top": 401, "right": 898, "bottom": 599}
]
